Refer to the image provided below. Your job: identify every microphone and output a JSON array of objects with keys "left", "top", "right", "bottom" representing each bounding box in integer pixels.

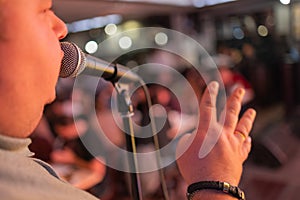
[{"left": 59, "top": 42, "right": 140, "bottom": 83}]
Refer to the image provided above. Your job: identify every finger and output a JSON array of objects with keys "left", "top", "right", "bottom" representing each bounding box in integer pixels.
[
  {"left": 235, "top": 108, "right": 256, "bottom": 140},
  {"left": 244, "top": 136, "right": 252, "bottom": 152},
  {"left": 241, "top": 136, "right": 252, "bottom": 160},
  {"left": 199, "top": 81, "right": 219, "bottom": 131},
  {"left": 234, "top": 130, "right": 247, "bottom": 141},
  {"left": 223, "top": 87, "right": 245, "bottom": 131},
  {"left": 219, "top": 107, "right": 225, "bottom": 126}
]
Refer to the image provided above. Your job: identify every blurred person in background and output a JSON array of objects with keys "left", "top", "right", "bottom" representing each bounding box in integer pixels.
[
  {"left": 48, "top": 113, "right": 106, "bottom": 196},
  {"left": 32, "top": 85, "right": 108, "bottom": 197},
  {"left": 0, "top": 1, "right": 256, "bottom": 200},
  {"left": 213, "top": 53, "right": 255, "bottom": 115}
]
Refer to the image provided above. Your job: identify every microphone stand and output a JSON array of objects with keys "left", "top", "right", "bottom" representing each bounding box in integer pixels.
[{"left": 115, "top": 83, "right": 143, "bottom": 200}]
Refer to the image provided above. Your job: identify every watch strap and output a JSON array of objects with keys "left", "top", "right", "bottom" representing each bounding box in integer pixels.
[{"left": 186, "top": 181, "right": 245, "bottom": 200}]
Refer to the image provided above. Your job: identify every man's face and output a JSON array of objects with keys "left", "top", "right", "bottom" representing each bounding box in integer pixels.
[{"left": 0, "top": 0, "right": 67, "bottom": 137}]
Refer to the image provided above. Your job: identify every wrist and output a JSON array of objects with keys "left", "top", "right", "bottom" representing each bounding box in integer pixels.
[{"left": 187, "top": 174, "right": 241, "bottom": 186}]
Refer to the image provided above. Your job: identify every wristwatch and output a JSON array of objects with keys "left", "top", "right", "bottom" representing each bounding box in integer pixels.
[{"left": 186, "top": 181, "right": 246, "bottom": 200}]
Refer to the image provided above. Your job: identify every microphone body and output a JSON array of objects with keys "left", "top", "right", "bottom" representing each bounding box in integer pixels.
[{"left": 60, "top": 42, "right": 140, "bottom": 83}]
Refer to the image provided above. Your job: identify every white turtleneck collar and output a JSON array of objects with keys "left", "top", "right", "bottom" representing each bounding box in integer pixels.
[{"left": 0, "top": 134, "right": 34, "bottom": 157}]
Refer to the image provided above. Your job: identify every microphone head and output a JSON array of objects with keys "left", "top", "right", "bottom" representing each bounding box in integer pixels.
[{"left": 60, "top": 42, "right": 86, "bottom": 78}]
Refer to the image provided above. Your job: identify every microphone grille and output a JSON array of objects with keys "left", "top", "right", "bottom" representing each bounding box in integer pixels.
[{"left": 60, "top": 42, "right": 86, "bottom": 78}]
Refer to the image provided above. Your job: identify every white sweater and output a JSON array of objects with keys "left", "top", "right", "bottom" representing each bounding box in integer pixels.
[{"left": 0, "top": 134, "right": 99, "bottom": 200}]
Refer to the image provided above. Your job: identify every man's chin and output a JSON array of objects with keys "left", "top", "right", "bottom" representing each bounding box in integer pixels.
[{"left": 46, "top": 93, "right": 57, "bottom": 105}]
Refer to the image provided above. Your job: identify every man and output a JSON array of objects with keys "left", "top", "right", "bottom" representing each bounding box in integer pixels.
[
  {"left": 0, "top": 1, "right": 98, "bottom": 199},
  {"left": 0, "top": 0, "right": 256, "bottom": 199}
]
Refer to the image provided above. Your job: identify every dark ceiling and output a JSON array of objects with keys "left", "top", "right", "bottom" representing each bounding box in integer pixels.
[
  {"left": 53, "top": 0, "right": 197, "bottom": 23},
  {"left": 53, "top": 0, "right": 277, "bottom": 24}
]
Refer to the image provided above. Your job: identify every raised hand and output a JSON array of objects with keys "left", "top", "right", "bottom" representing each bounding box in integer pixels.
[{"left": 176, "top": 81, "right": 256, "bottom": 186}]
